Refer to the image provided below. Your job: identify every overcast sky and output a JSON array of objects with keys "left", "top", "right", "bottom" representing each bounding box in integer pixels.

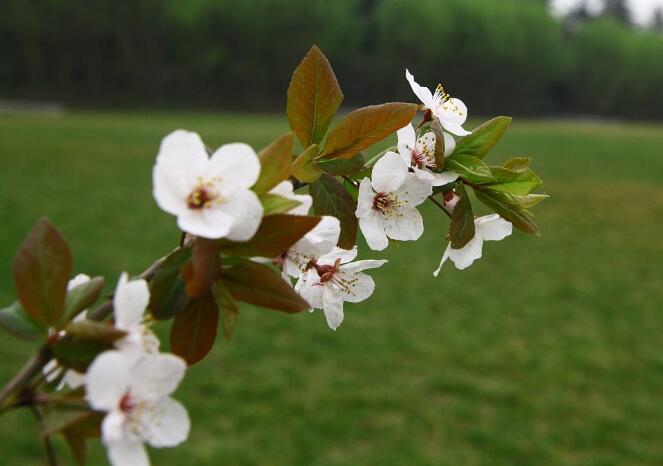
[{"left": 551, "top": 0, "right": 663, "bottom": 24}]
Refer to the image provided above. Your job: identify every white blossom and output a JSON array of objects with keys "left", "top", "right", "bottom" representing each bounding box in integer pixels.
[
  {"left": 268, "top": 180, "right": 312, "bottom": 215},
  {"left": 405, "top": 69, "right": 471, "bottom": 137},
  {"left": 112, "top": 273, "right": 159, "bottom": 360},
  {"left": 85, "top": 351, "right": 190, "bottom": 466},
  {"left": 396, "top": 123, "right": 459, "bottom": 186},
  {"left": 295, "top": 247, "right": 386, "bottom": 330},
  {"left": 280, "top": 215, "right": 341, "bottom": 279},
  {"left": 153, "top": 129, "right": 263, "bottom": 240},
  {"left": 434, "top": 214, "right": 513, "bottom": 274},
  {"left": 355, "top": 151, "right": 432, "bottom": 251}
]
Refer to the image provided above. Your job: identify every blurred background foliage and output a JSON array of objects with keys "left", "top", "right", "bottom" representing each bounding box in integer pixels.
[{"left": 1, "top": 0, "right": 663, "bottom": 118}]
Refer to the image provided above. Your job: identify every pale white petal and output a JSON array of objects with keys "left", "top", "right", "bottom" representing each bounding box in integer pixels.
[
  {"left": 318, "top": 246, "right": 358, "bottom": 266},
  {"left": 130, "top": 354, "right": 186, "bottom": 402},
  {"left": 443, "top": 132, "right": 456, "bottom": 157},
  {"left": 475, "top": 214, "right": 513, "bottom": 241},
  {"left": 449, "top": 236, "right": 484, "bottom": 270},
  {"left": 153, "top": 161, "right": 189, "bottom": 216},
  {"left": 397, "top": 173, "right": 432, "bottom": 205},
  {"left": 106, "top": 440, "right": 149, "bottom": 466},
  {"left": 219, "top": 189, "right": 264, "bottom": 241},
  {"left": 67, "top": 273, "right": 91, "bottom": 290},
  {"left": 61, "top": 369, "right": 85, "bottom": 390},
  {"left": 440, "top": 120, "right": 471, "bottom": 137},
  {"left": 396, "top": 123, "right": 416, "bottom": 150},
  {"left": 208, "top": 143, "right": 260, "bottom": 190},
  {"left": 139, "top": 397, "right": 190, "bottom": 448},
  {"left": 337, "top": 272, "right": 376, "bottom": 303},
  {"left": 86, "top": 351, "right": 130, "bottom": 411},
  {"left": 156, "top": 130, "right": 208, "bottom": 168},
  {"left": 177, "top": 208, "right": 232, "bottom": 240},
  {"left": 102, "top": 410, "right": 127, "bottom": 445},
  {"left": 430, "top": 170, "right": 459, "bottom": 187},
  {"left": 295, "top": 269, "right": 323, "bottom": 309},
  {"left": 113, "top": 273, "right": 149, "bottom": 331},
  {"left": 322, "top": 287, "right": 344, "bottom": 330},
  {"left": 417, "top": 131, "right": 436, "bottom": 159},
  {"left": 359, "top": 212, "right": 388, "bottom": 251},
  {"left": 293, "top": 216, "right": 340, "bottom": 258},
  {"left": 371, "top": 151, "right": 408, "bottom": 193},
  {"left": 356, "top": 178, "right": 375, "bottom": 218},
  {"left": 405, "top": 69, "right": 434, "bottom": 108},
  {"left": 340, "top": 259, "right": 387, "bottom": 274},
  {"left": 269, "top": 181, "right": 312, "bottom": 215},
  {"left": 383, "top": 207, "right": 424, "bottom": 242},
  {"left": 412, "top": 166, "right": 437, "bottom": 183},
  {"left": 433, "top": 245, "right": 452, "bottom": 277},
  {"left": 43, "top": 360, "right": 61, "bottom": 383}
]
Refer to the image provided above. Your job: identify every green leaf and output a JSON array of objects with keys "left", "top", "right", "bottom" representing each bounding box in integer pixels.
[
  {"left": 320, "top": 102, "right": 418, "bottom": 160},
  {"left": 292, "top": 144, "right": 322, "bottom": 183},
  {"left": 149, "top": 248, "right": 191, "bottom": 320},
  {"left": 212, "top": 280, "right": 239, "bottom": 341},
  {"left": 170, "top": 292, "right": 219, "bottom": 366},
  {"left": 287, "top": 45, "right": 343, "bottom": 147},
  {"left": 64, "top": 277, "right": 104, "bottom": 322},
  {"left": 474, "top": 188, "right": 546, "bottom": 235},
  {"left": 316, "top": 152, "right": 365, "bottom": 176},
  {"left": 253, "top": 133, "right": 294, "bottom": 195},
  {"left": 218, "top": 214, "right": 321, "bottom": 258},
  {"left": 448, "top": 185, "right": 475, "bottom": 248},
  {"left": 309, "top": 174, "right": 358, "bottom": 249},
  {"left": 64, "top": 320, "right": 126, "bottom": 343},
  {"left": 220, "top": 261, "right": 309, "bottom": 313},
  {"left": 454, "top": 116, "right": 512, "bottom": 159},
  {"left": 0, "top": 301, "right": 46, "bottom": 340},
  {"left": 445, "top": 154, "right": 495, "bottom": 184},
  {"left": 485, "top": 166, "right": 542, "bottom": 195},
  {"left": 503, "top": 156, "right": 531, "bottom": 172},
  {"left": 182, "top": 238, "right": 221, "bottom": 299},
  {"left": 260, "top": 193, "right": 301, "bottom": 215},
  {"left": 12, "top": 217, "right": 72, "bottom": 327}
]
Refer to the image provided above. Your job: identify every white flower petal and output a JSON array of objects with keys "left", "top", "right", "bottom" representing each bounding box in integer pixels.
[
  {"left": 443, "top": 132, "right": 456, "bottom": 157},
  {"left": 62, "top": 369, "right": 85, "bottom": 390},
  {"left": 412, "top": 166, "right": 437, "bottom": 183},
  {"left": 475, "top": 214, "right": 513, "bottom": 241},
  {"left": 383, "top": 207, "right": 424, "bottom": 242},
  {"left": 337, "top": 272, "right": 376, "bottom": 303},
  {"left": 359, "top": 212, "right": 388, "bottom": 251},
  {"left": 269, "top": 181, "right": 312, "bottom": 215},
  {"left": 67, "top": 273, "right": 91, "bottom": 290},
  {"left": 220, "top": 189, "right": 264, "bottom": 241},
  {"left": 102, "top": 410, "right": 127, "bottom": 445},
  {"left": 106, "top": 439, "right": 149, "bottom": 466},
  {"left": 397, "top": 173, "right": 432, "bottom": 205},
  {"left": 433, "top": 245, "right": 452, "bottom": 277},
  {"left": 113, "top": 273, "right": 149, "bottom": 331},
  {"left": 340, "top": 259, "right": 387, "bottom": 274},
  {"left": 371, "top": 151, "right": 408, "bottom": 193},
  {"left": 396, "top": 123, "right": 416, "bottom": 151},
  {"left": 208, "top": 143, "right": 260, "bottom": 190},
  {"left": 130, "top": 354, "right": 186, "bottom": 402},
  {"left": 440, "top": 121, "right": 471, "bottom": 137},
  {"left": 86, "top": 351, "right": 130, "bottom": 412},
  {"left": 139, "top": 397, "right": 190, "bottom": 448},
  {"left": 318, "top": 247, "right": 358, "bottom": 266},
  {"left": 405, "top": 69, "right": 434, "bottom": 109},
  {"left": 322, "top": 286, "right": 344, "bottom": 330},
  {"left": 356, "top": 178, "right": 375, "bottom": 218},
  {"left": 295, "top": 269, "right": 323, "bottom": 309},
  {"left": 177, "top": 208, "right": 232, "bottom": 240},
  {"left": 449, "top": 236, "right": 484, "bottom": 270},
  {"left": 293, "top": 216, "right": 340, "bottom": 258},
  {"left": 430, "top": 170, "right": 459, "bottom": 187}
]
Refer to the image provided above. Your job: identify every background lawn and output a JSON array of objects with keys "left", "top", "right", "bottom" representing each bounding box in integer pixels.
[{"left": 1, "top": 112, "right": 662, "bottom": 465}]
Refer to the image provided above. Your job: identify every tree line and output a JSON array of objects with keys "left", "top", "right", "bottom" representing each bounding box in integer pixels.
[{"left": 1, "top": 0, "right": 662, "bottom": 118}]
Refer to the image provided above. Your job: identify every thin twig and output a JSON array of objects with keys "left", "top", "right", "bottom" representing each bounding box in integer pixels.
[
  {"left": 428, "top": 195, "right": 452, "bottom": 219},
  {"left": 31, "top": 406, "right": 58, "bottom": 466}
]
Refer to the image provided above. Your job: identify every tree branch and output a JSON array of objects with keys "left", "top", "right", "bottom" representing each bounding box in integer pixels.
[{"left": 428, "top": 195, "right": 452, "bottom": 218}]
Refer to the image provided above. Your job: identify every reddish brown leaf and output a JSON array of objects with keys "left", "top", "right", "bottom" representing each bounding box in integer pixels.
[
  {"left": 12, "top": 217, "right": 72, "bottom": 326},
  {"left": 170, "top": 292, "right": 219, "bottom": 365},
  {"left": 320, "top": 102, "right": 418, "bottom": 160},
  {"left": 182, "top": 238, "right": 221, "bottom": 299},
  {"left": 220, "top": 261, "right": 309, "bottom": 313},
  {"left": 253, "top": 133, "right": 294, "bottom": 194},
  {"left": 287, "top": 45, "right": 344, "bottom": 147},
  {"left": 149, "top": 248, "right": 191, "bottom": 320},
  {"left": 218, "top": 214, "right": 321, "bottom": 258},
  {"left": 309, "top": 174, "right": 357, "bottom": 249},
  {"left": 292, "top": 144, "right": 322, "bottom": 183}
]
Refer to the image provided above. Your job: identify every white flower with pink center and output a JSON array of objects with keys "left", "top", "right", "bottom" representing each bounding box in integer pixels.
[
  {"left": 355, "top": 151, "right": 432, "bottom": 251},
  {"left": 405, "top": 69, "right": 471, "bottom": 137},
  {"left": 396, "top": 123, "right": 459, "bottom": 187},
  {"left": 434, "top": 214, "right": 513, "bottom": 274},
  {"left": 295, "top": 247, "right": 386, "bottom": 330},
  {"left": 153, "top": 129, "right": 263, "bottom": 240},
  {"left": 85, "top": 350, "right": 190, "bottom": 466},
  {"left": 280, "top": 215, "right": 341, "bottom": 279}
]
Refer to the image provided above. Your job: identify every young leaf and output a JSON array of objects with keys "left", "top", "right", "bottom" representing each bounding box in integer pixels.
[
  {"left": 170, "top": 292, "right": 219, "bottom": 366},
  {"left": 485, "top": 166, "right": 542, "bottom": 196},
  {"left": 287, "top": 45, "right": 343, "bottom": 147},
  {"left": 503, "top": 156, "right": 531, "bottom": 172},
  {"left": 12, "top": 217, "right": 72, "bottom": 327},
  {"left": 316, "top": 153, "right": 365, "bottom": 176},
  {"left": 0, "top": 301, "right": 46, "bottom": 340},
  {"left": 218, "top": 214, "right": 321, "bottom": 258},
  {"left": 474, "top": 188, "right": 544, "bottom": 235},
  {"left": 149, "top": 248, "right": 191, "bottom": 320},
  {"left": 64, "top": 276, "right": 105, "bottom": 322},
  {"left": 212, "top": 280, "right": 239, "bottom": 341},
  {"left": 454, "top": 116, "right": 512, "bottom": 159},
  {"left": 292, "top": 144, "right": 322, "bottom": 183},
  {"left": 182, "top": 238, "right": 221, "bottom": 299},
  {"left": 220, "top": 261, "right": 309, "bottom": 313},
  {"left": 448, "top": 185, "right": 475, "bottom": 248},
  {"left": 253, "top": 133, "right": 294, "bottom": 195},
  {"left": 64, "top": 320, "right": 126, "bottom": 343},
  {"left": 445, "top": 154, "right": 495, "bottom": 184},
  {"left": 309, "top": 174, "right": 358, "bottom": 249},
  {"left": 260, "top": 193, "right": 301, "bottom": 215},
  {"left": 320, "top": 103, "right": 418, "bottom": 160}
]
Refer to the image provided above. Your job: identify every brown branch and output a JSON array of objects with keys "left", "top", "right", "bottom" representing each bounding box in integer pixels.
[
  {"left": 31, "top": 406, "right": 58, "bottom": 466},
  {"left": 428, "top": 195, "right": 452, "bottom": 219}
]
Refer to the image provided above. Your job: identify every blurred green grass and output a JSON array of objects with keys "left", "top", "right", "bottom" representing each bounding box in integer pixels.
[{"left": 1, "top": 112, "right": 663, "bottom": 466}]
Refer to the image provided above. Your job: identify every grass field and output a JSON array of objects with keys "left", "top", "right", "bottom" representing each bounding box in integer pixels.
[{"left": 1, "top": 112, "right": 663, "bottom": 466}]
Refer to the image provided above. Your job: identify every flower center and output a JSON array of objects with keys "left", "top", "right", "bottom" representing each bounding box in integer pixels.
[
  {"left": 119, "top": 392, "right": 135, "bottom": 414},
  {"left": 186, "top": 179, "right": 219, "bottom": 210},
  {"left": 433, "top": 84, "right": 464, "bottom": 117},
  {"left": 373, "top": 192, "right": 401, "bottom": 215},
  {"left": 315, "top": 258, "right": 341, "bottom": 284},
  {"left": 410, "top": 145, "right": 433, "bottom": 168}
]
